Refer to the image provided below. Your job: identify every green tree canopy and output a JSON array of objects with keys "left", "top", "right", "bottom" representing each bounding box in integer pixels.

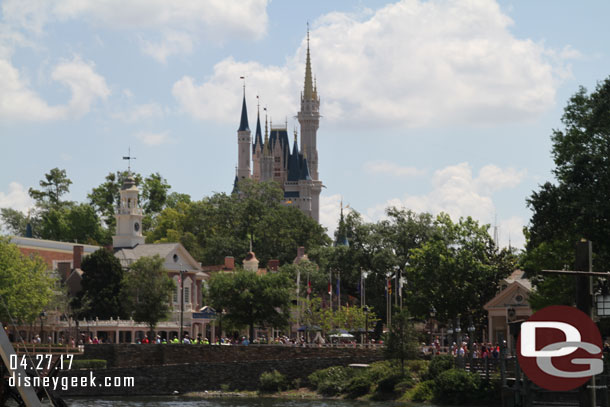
[
  {"left": 523, "top": 78, "right": 610, "bottom": 307},
  {"left": 207, "top": 269, "right": 292, "bottom": 340},
  {"left": 79, "top": 248, "right": 125, "bottom": 319},
  {"left": 28, "top": 167, "right": 73, "bottom": 209},
  {"left": 122, "top": 255, "right": 175, "bottom": 336},
  {"left": 0, "top": 237, "right": 54, "bottom": 324}
]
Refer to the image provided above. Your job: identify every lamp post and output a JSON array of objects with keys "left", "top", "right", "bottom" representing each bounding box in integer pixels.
[
  {"left": 39, "top": 311, "right": 46, "bottom": 340},
  {"left": 179, "top": 268, "right": 185, "bottom": 341},
  {"left": 455, "top": 316, "right": 462, "bottom": 349},
  {"left": 467, "top": 316, "right": 475, "bottom": 359},
  {"left": 447, "top": 323, "right": 454, "bottom": 354},
  {"left": 363, "top": 305, "right": 369, "bottom": 345},
  {"left": 429, "top": 306, "right": 436, "bottom": 349}
]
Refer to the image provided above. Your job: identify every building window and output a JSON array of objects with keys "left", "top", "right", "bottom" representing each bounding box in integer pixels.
[{"left": 184, "top": 286, "right": 191, "bottom": 304}]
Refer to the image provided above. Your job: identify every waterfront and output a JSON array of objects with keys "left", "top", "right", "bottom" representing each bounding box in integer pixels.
[{"left": 65, "top": 396, "right": 440, "bottom": 407}]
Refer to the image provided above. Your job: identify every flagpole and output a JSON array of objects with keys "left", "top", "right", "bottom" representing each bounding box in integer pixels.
[{"left": 329, "top": 269, "right": 333, "bottom": 311}]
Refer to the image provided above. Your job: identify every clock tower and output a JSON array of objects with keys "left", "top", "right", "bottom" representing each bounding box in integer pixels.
[{"left": 112, "top": 174, "right": 145, "bottom": 249}]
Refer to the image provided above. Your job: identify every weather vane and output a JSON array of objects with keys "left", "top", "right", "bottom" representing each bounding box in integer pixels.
[{"left": 122, "top": 147, "right": 136, "bottom": 173}]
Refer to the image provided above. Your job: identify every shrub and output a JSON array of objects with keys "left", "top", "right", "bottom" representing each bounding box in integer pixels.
[
  {"left": 404, "top": 380, "right": 434, "bottom": 402},
  {"left": 433, "top": 368, "right": 480, "bottom": 405},
  {"left": 220, "top": 384, "right": 230, "bottom": 392},
  {"left": 376, "top": 373, "right": 403, "bottom": 394},
  {"left": 427, "top": 354, "right": 454, "bottom": 380},
  {"left": 258, "top": 370, "right": 286, "bottom": 393},
  {"left": 365, "top": 360, "right": 400, "bottom": 383},
  {"left": 308, "top": 366, "right": 352, "bottom": 396},
  {"left": 345, "top": 375, "right": 371, "bottom": 399},
  {"left": 71, "top": 359, "right": 106, "bottom": 369},
  {"left": 405, "top": 359, "right": 429, "bottom": 379}
]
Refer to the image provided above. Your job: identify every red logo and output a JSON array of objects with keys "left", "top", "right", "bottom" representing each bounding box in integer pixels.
[{"left": 517, "top": 305, "right": 602, "bottom": 391}]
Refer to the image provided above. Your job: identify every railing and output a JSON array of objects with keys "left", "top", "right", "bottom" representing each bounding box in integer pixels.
[{"left": 14, "top": 344, "right": 83, "bottom": 354}]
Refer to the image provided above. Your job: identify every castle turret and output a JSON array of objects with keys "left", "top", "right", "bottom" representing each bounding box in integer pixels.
[
  {"left": 298, "top": 29, "right": 320, "bottom": 181},
  {"left": 252, "top": 105, "right": 263, "bottom": 181},
  {"left": 237, "top": 91, "right": 251, "bottom": 181}
]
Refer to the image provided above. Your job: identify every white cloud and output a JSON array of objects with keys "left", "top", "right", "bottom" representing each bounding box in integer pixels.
[
  {"left": 0, "top": 56, "right": 109, "bottom": 121},
  {"left": 113, "top": 103, "right": 164, "bottom": 123},
  {"left": 320, "top": 194, "right": 342, "bottom": 237},
  {"left": 0, "top": 182, "right": 34, "bottom": 212},
  {"left": 364, "top": 161, "right": 425, "bottom": 177},
  {"left": 172, "top": 57, "right": 295, "bottom": 123},
  {"left": 364, "top": 162, "right": 527, "bottom": 248},
  {"left": 498, "top": 216, "right": 526, "bottom": 250},
  {"left": 141, "top": 30, "right": 193, "bottom": 63},
  {"left": 174, "top": 0, "right": 573, "bottom": 127},
  {"left": 135, "top": 131, "right": 173, "bottom": 146},
  {"left": 2, "top": 0, "right": 269, "bottom": 60}
]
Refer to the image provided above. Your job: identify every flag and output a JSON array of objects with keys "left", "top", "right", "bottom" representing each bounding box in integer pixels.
[
  {"left": 388, "top": 279, "right": 392, "bottom": 295},
  {"left": 328, "top": 282, "right": 332, "bottom": 295},
  {"left": 307, "top": 280, "right": 312, "bottom": 295}
]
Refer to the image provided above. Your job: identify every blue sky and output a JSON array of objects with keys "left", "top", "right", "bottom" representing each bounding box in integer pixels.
[{"left": 1, "top": 0, "right": 609, "bottom": 249}]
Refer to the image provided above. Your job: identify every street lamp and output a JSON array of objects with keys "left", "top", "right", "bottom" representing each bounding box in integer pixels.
[
  {"left": 39, "top": 311, "right": 47, "bottom": 341},
  {"left": 467, "top": 316, "right": 475, "bottom": 359},
  {"left": 447, "top": 323, "right": 454, "bottom": 353},
  {"left": 455, "top": 317, "right": 462, "bottom": 348},
  {"left": 363, "top": 305, "right": 370, "bottom": 345}
]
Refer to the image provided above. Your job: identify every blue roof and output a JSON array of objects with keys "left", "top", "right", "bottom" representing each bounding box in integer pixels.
[
  {"left": 287, "top": 140, "right": 301, "bottom": 181},
  {"left": 300, "top": 155, "right": 311, "bottom": 180},
  {"left": 253, "top": 111, "right": 263, "bottom": 152},
  {"left": 238, "top": 95, "right": 249, "bottom": 132}
]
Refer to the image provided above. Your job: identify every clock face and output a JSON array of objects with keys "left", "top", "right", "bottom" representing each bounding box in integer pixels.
[{"left": 134, "top": 222, "right": 140, "bottom": 232}]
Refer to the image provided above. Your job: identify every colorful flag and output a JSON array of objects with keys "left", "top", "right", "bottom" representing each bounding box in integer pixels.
[{"left": 307, "top": 280, "right": 312, "bottom": 295}]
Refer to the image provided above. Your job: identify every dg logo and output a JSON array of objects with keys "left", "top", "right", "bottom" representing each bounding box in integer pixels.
[{"left": 517, "top": 305, "right": 603, "bottom": 391}]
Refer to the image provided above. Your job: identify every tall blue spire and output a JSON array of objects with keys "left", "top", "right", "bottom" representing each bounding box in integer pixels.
[
  {"left": 300, "top": 154, "right": 311, "bottom": 180},
  {"left": 238, "top": 92, "right": 249, "bottom": 132},
  {"left": 287, "top": 132, "right": 301, "bottom": 181}
]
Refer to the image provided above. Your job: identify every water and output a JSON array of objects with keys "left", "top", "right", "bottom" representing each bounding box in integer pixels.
[{"left": 64, "top": 396, "right": 439, "bottom": 407}]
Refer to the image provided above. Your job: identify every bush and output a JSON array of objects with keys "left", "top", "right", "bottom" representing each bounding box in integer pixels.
[
  {"left": 308, "top": 366, "right": 352, "bottom": 396},
  {"left": 427, "top": 354, "right": 454, "bottom": 380},
  {"left": 258, "top": 370, "right": 286, "bottom": 393},
  {"left": 405, "top": 359, "right": 429, "bottom": 379},
  {"left": 433, "top": 368, "right": 480, "bottom": 405},
  {"left": 365, "top": 361, "right": 400, "bottom": 383},
  {"left": 404, "top": 380, "right": 434, "bottom": 402},
  {"left": 376, "top": 373, "right": 403, "bottom": 394},
  {"left": 345, "top": 375, "right": 371, "bottom": 399},
  {"left": 220, "top": 384, "right": 230, "bottom": 392},
  {"left": 71, "top": 359, "right": 106, "bottom": 369}
]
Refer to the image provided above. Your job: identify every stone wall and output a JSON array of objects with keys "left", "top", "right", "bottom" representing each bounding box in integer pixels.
[
  {"left": 57, "top": 344, "right": 384, "bottom": 396},
  {"left": 81, "top": 344, "right": 382, "bottom": 368}
]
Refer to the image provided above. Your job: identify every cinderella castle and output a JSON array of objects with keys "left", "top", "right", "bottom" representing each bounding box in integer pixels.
[{"left": 233, "top": 33, "right": 323, "bottom": 223}]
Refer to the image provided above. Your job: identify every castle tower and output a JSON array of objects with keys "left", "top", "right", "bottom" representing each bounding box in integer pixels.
[
  {"left": 112, "top": 174, "right": 145, "bottom": 249},
  {"left": 261, "top": 115, "right": 273, "bottom": 182},
  {"left": 297, "top": 29, "right": 320, "bottom": 181},
  {"left": 237, "top": 90, "right": 251, "bottom": 181}
]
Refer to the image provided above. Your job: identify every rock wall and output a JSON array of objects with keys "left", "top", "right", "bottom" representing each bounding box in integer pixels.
[{"left": 57, "top": 344, "right": 384, "bottom": 396}]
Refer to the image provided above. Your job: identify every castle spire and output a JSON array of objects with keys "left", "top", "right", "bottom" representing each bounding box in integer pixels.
[
  {"left": 238, "top": 86, "right": 249, "bottom": 132},
  {"left": 303, "top": 26, "right": 314, "bottom": 101},
  {"left": 254, "top": 97, "right": 263, "bottom": 149}
]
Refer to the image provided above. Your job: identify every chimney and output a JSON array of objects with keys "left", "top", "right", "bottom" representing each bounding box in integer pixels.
[
  {"left": 268, "top": 259, "right": 280, "bottom": 271},
  {"left": 224, "top": 256, "right": 235, "bottom": 270},
  {"left": 73, "top": 245, "right": 84, "bottom": 269}
]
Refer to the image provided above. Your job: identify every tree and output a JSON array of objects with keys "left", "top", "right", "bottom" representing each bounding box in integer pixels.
[
  {"left": 208, "top": 269, "right": 292, "bottom": 340},
  {"left": 385, "top": 309, "right": 418, "bottom": 377},
  {"left": 28, "top": 168, "right": 73, "bottom": 209},
  {"left": 0, "top": 208, "right": 40, "bottom": 237},
  {"left": 406, "top": 214, "right": 515, "bottom": 331},
  {"left": 0, "top": 237, "right": 54, "bottom": 324},
  {"left": 524, "top": 78, "right": 610, "bottom": 306},
  {"left": 122, "top": 255, "right": 175, "bottom": 337},
  {"left": 79, "top": 248, "right": 125, "bottom": 319}
]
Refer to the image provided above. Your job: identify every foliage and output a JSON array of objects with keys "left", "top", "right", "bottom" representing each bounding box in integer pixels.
[
  {"left": 71, "top": 359, "right": 107, "bottom": 369},
  {"left": 295, "top": 296, "right": 378, "bottom": 334},
  {"left": 407, "top": 214, "right": 515, "bottom": 329},
  {"left": 344, "top": 374, "right": 371, "bottom": 399},
  {"left": 433, "top": 368, "right": 480, "bottom": 405},
  {"left": 121, "top": 255, "right": 175, "bottom": 335},
  {"left": 384, "top": 309, "right": 418, "bottom": 376},
  {"left": 147, "top": 180, "right": 330, "bottom": 267},
  {"left": 307, "top": 366, "right": 352, "bottom": 396},
  {"left": 427, "top": 354, "right": 455, "bottom": 380},
  {"left": 258, "top": 370, "right": 286, "bottom": 393},
  {"left": 79, "top": 248, "right": 126, "bottom": 319},
  {"left": 403, "top": 380, "right": 434, "bottom": 402},
  {"left": 523, "top": 78, "right": 610, "bottom": 305},
  {"left": 28, "top": 167, "right": 73, "bottom": 209},
  {"left": 405, "top": 359, "right": 429, "bottom": 379},
  {"left": 0, "top": 237, "right": 54, "bottom": 323},
  {"left": 207, "top": 269, "right": 292, "bottom": 339}
]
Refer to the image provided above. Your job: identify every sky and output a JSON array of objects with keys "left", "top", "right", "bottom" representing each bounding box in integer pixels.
[{"left": 1, "top": 0, "right": 610, "bottom": 249}]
